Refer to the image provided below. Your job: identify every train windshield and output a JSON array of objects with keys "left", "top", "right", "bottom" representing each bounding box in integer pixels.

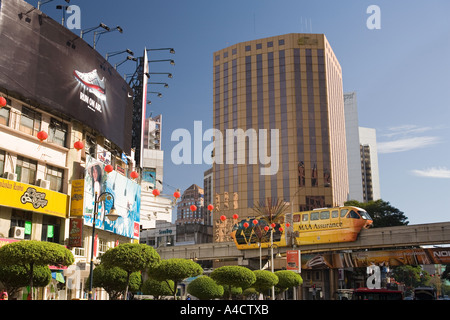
[{"left": 358, "top": 210, "right": 372, "bottom": 220}]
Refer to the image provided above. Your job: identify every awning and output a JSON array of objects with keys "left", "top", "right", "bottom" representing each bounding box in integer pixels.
[{"left": 51, "top": 271, "right": 65, "bottom": 283}]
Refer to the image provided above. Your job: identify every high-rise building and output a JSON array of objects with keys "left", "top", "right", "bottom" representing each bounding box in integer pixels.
[
  {"left": 212, "top": 33, "right": 349, "bottom": 242},
  {"left": 344, "top": 92, "right": 381, "bottom": 203},
  {"left": 175, "top": 184, "right": 212, "bottom": 245},
  {"left": 344, "top": 92, "right": 364, "bottom": 202},
  {"left": 359, "top": 127, "right": 381, "bottom": 202}
]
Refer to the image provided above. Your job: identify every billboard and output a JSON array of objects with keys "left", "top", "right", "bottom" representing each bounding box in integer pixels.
[
  {"left": 0, "top": 0, "right": 133, "bottom": 153},
  {"left": 83, "top": 156, "right": 140, "bottom": 239}
]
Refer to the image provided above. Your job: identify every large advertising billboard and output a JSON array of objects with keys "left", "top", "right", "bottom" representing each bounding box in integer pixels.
[
  {"left": 0, "top": 0, "right": 133, "bottom": 153},
  {"left": 83, "top": 156, "right": 140, "bottom": 240}
]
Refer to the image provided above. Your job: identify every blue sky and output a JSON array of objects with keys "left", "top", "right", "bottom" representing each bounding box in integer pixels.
[{"left": 30, "top": 0, "right": 450, "bottom": 225}]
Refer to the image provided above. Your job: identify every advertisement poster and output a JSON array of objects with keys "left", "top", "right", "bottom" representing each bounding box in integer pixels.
[
  {"left": 83, "top": 156, "right": 141, "bottom": 239},
  {"left": 286, "top": 250, "right": 301, "bottom": 273}
]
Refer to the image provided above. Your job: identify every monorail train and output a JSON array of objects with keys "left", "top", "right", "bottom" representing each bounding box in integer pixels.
[{"left": 230, "top": 206, "right": 373, "bottom": 250}]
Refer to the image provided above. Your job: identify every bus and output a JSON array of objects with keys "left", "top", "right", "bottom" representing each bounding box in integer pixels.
[{"left": 352, "top": 288, "right": 404, "bottom": 300}]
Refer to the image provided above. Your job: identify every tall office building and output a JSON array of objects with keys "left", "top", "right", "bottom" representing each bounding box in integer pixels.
[
  {"left": 344, "top": 92, "right": 364, "bottom": 202},
  {"left": 212, "top": 33, "right": 349, "bottom": 242},
  {"left": 359, "top": 127, "right": 381, "bottom": 202}
]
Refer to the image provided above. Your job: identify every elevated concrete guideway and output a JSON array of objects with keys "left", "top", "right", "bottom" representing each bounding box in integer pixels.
[{"left": 157, "top": 222, "right": 450, "bottom": 261}]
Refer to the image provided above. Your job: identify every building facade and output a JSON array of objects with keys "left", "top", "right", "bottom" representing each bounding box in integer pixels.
[
  {"left": 344, "top": 92, "right": 381, "bottom": 203},
  {"left": 175, "top": 184, "right": 212, "bottom": 245},
  {"left": 212, "top": 33, "right": 349, "bottom": 241},
  {"left": 0, "top": 0, "right": 140, "bottom": 300},
  {"left": 359, "top": 127, "right": 381, "bottom": 202}
]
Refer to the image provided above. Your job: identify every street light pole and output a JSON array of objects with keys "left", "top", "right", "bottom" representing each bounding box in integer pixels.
[
  {"left": 88, "top": 191, "right": 99, "bottom": 300},
  {"left": 88, "top": 191, "right": 119, "bottom": 300}
]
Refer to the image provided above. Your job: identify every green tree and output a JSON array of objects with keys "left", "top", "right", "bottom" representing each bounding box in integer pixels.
[
  {"left": 210, "top": 266, "right": 256, "bottom": 300},
  {"left": 0, "top": 240, "right": 74, "bottom": 299},
  {"left": 392, "top": 265, "right": 430, "bottom": 291},
  {"left": 141, "top": 278, "right": 174, "bottom": 300},
  {"left": 101, "top": 243, "right": 160, "bottom": 300},
  {"left": 149, "top": 258, "right": 203, "bottom": 300},
  {"left": 252, "top": 270, "right": 278, "bottom": 299},
  {"left": 0, "top": 264, "right": 51, "bottom": 299},
  {"left": 187, "top": 276, "right": 224, "bottom": 300},
  {"left": 87, "top": 264, "right": 141, "bottom": 300},
  {"left": 345, "top": 199, "right": 409, "bottom": 227},
  {"left": 275, "top": 270, "right": 303, "bottom": 298}
]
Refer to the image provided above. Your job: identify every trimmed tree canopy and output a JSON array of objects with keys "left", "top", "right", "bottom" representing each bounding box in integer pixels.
[
  {"left": 210, "top": 266, "right": 256, "bottom": 289},
  {"left": 187, "top": 276, "right": 224, "bottom": 300},
  {"left": 101, "top": 243, "right": 160, "bottom": 273}
]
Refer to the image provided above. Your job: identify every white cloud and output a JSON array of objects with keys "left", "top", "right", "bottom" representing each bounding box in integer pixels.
[
  {"left": 377, "top": 136, "right": 441, "bottom": 154},
  {"left": 411, "top": 167, "right": 450, "bottom": 179},
  {"left": 381, "top": 125, "right": 434, "bottom": 138}
]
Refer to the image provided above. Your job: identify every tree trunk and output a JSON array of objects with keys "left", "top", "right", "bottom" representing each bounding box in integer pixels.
[
  {"left": 29, "top": 263, "right": 34, "bottom": 300},
  {"left": 124, "top": 272, "right": 130, "bottom": 300}
]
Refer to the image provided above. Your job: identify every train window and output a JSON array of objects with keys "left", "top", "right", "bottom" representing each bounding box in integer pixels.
[
  {"left": 358, "top": 210, "right": 373, "bottom": 220},
  {"left": 320, "top": 211, "right": 330, "bottom": 219},
  {"left": 310, "top": 212, "right": 319, "bottom": 221},
  {"left": 348, "top": 210, "right": 360, "bottom": 219},
  {"left": 332, "top": 210, "right": 339, "bottom": 218},
  {"left": 293, "top": 214, "right": 301, "bottom": 222},
  {"left": 302, "top": 214, "right": 309, "bottom": 222},
  {"left": 340, "top": 209, "right": 348, "bottom": 217}
]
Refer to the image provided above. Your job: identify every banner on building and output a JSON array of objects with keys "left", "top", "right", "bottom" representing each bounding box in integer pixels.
[{"left": 70, "top": 180, "right": 84, "bottom": 217}]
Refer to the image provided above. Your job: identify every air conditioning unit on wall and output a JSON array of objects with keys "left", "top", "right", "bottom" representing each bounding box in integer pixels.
[
  {"left": 10, "top": 226, "right": 25, "bottom": 239},
  {"left": 37, "top": 179, "right": 50, "bottom": 189},
  {"left": 2, "top": 172, "right": 17, "bottom": 181}
]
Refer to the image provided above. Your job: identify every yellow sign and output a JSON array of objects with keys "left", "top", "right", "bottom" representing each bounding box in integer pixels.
[
  {"left": 70, "top": 179, "right": 84, "bottom": 217},
  {"left": 0, "top": 178, "right": 69, "bottom": 218}
]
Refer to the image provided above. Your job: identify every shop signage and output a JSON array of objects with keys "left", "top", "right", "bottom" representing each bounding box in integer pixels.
[
  {"left": 70, "top": 180, "right": 84, "bottom": 217},
  {"left": 0, "top": 178, "right": 69, "bottom": 218}
]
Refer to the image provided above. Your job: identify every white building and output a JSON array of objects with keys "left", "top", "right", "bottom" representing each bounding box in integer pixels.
[{"left": 344, "top": 92, "right": 381, "bottom": 202}]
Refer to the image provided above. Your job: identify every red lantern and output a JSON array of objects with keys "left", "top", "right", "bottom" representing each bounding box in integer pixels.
[
  {"left": 104, "top": 164, "right": 113, "bottom": 173},
  {"left": 233, "top": 214, "right": 239, "bottom": 220},
  {"left": 74, "top": 140, "right": 84, "bottom": 151},
  {"left": 152, "top": 189, "right": 160, "bottom": 196},
  {"left": 207, "top": 204, "right": 214, "bottom": 211},
  {"left": 0, "top": 97, "right": 6, "bottom": 108},
  {"left": 279, "top": 227, "right": 284, "bottom": 232},
  {"left": 243, "top": 222, "right": 249, "bottom": 228},
  {"left": 271, "top": 223, "right": 276, "bottom": 228},
  {"left": 264, "top": 226, "right": 270, "bottom": 231},
  {"left": 190, "top": 205, "right": 197, "bottom": 211},
  {"left": 220, "top": 215, "right": 226, "bottom": 221},
  {"left": 174, "top": 191, "right": 181, "bottom": 199},
  {"left": 286, "top": 223, "right": 291, "bottom": 228},
  {"left": 37, "top": 130, "right": 48, "bottom": 141},
  {"left": 130, "top": 171, "right": 139, "bottom": 179},
  {"left": 252, "top": 219, "right": 258, "bottom": 225}
]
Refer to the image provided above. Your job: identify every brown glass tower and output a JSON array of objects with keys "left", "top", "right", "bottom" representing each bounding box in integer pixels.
[{"left": 212, "top": 34, "right": 349, "bottom": 242}]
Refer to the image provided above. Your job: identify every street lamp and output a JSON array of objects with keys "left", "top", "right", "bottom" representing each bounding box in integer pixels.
[
  {"left": 106, "top": 49, "right": 134, "bottom": 60},
  {"left": 88, "top": 191, "right": 120, "bottom": 300},
  {"left": 115, "top": 56, "right": 138, "bottom": 70}
]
